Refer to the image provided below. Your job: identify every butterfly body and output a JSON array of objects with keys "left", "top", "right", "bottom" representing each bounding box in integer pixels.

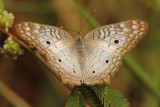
[
  {"left": 16, "top": 20, "right": 148, "bottom": 86},
  {"left": 74, "top": 35, "right": 86, "bottom": 71}
]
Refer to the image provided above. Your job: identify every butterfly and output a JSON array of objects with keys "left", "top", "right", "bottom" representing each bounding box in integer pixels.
[{"left": 15, "top": 20, "right": 148, "bottom": 86}]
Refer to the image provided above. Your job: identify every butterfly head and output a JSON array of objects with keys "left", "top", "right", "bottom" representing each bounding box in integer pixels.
[{"left": 75, "top": 35, "right": 83, "bottom": 41}]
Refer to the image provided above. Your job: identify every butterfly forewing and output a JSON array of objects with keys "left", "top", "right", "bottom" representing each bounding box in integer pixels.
[
  {"left": 84, "top": 20, "right": 148, "bottom": 55},
  {"left": 16, "top": 22, "right": 74, "bottom": 55}
]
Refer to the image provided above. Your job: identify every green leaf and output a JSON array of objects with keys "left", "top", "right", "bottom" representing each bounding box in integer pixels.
[
  {"left": 92, "top": 85, "right": 130, "bottom": 107},
  {"left": 80, "top": 85, "right": 103, "bottom": 107},
  {"left": 65, "top": 86, "right": 85, "bottom": 107}
]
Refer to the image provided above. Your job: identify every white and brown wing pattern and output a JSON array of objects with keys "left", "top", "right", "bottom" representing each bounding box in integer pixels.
[
  {"left": 16, "top": 22, "right": 82, "bottom": 86},
  {"left": 16, "top": 20, "right": 148, "bottom": 86},
  {"left": 16, "top": 22, "right": 74, "bottom": 55},
  {"left": 85, "top": 20, "right": 148, "bottom": 55},
  {"left": 83, "top": 20, "right": 148, "bottom": 85}
]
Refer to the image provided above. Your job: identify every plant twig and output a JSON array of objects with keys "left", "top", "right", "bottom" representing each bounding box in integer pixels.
[
  {"left": 0, "top": 27, "right": 30, "bottom": 49},
  {"left": 70, "top": 0, "right": 160, "bottom": 101},
  {"left": 0, "top": 81, "right": 32, "bottom": 107}
]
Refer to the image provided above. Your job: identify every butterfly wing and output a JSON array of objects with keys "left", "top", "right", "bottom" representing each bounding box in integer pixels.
[
  {"left": 16, "top": 22, "right": 82, "bottom": 86},
  {"left": 83, "top": 20, "right": 148, "bottom": 85},
  {"left": 16, "top": 22, "right": 74, "bottom": 55},
  {"left": 83, "top": 46, "right": 122, "bottom": 85}
]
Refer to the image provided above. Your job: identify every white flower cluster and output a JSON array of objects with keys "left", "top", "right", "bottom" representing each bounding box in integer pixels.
[
  {"left": 0, "top": 0, "right": 22, "bottom": 59},
  {"left": 0, "top": 10, "right": 14, "bottom": 29},
  {"left": 2, "top": 37, "right": 23, "bottom": 59}
]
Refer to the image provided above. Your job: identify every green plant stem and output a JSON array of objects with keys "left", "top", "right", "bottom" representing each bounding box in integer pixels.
[
  {"left": 123, "top": 55, "right": 160, "bottom": 100},
  {"left": 70, "top": 0, "right": 100, "bottom": 29},
  {"left": 0, "top": 81, "right": 32, "bottom": 107},
  {"left": 70, "top": 0, "right": 160, "bottom": 101}
]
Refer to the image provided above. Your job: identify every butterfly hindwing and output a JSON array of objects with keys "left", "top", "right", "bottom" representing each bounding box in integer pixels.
[
  {"left": 46, "top": 46, "right": 82, "bottom": 86},
  {"left": 83, "top": 45, "right": 122, "bottom": 85}
]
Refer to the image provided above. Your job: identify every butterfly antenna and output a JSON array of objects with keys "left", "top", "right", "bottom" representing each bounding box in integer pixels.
[
  {"left": 60, "top": 26, "right": 79, "bottom": 33},
  {"left": 60, "top": 9, "right": 96, "bottom": 34},
  {"left": 78, "top": 9, "right": 96, "bottom": 34}
]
